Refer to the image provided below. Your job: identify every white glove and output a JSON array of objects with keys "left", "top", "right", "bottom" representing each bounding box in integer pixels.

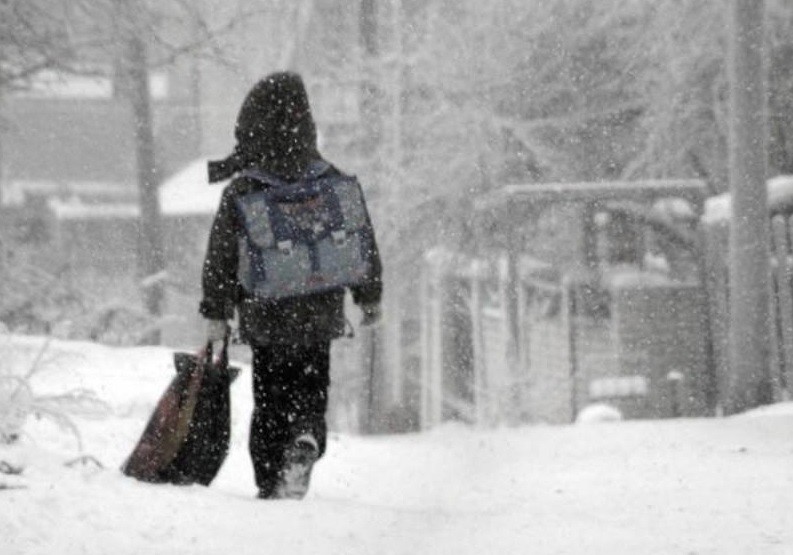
[
  {"left": 360, "top": 303, "right": 382, "bottom": 327},
  {"left": 205, "top": 319, "right": 229, "bottom": 343}
]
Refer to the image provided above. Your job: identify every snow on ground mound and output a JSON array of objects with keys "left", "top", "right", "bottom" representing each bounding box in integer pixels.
[
  {"left": 1, "top": 335, "right": 792, "bottom": 555},
  {"left": 575, "top": 403, "right": 624, "bottom": 423},
  {"left": 739, "top": 401, "right": 793, "bottom": 418}
]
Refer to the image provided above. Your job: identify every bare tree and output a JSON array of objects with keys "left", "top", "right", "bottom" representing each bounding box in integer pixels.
[
  {"left": 0, "top": 1, "right": 83, "bottom": 90},
  {"left": 0, "top": 0, "right": 267, "bottom": 343}
]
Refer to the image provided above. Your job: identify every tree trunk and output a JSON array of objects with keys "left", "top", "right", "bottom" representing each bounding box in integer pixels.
[
  {"left": 358, "top": 0, "right": 386, "bottom": 433},
  {"left": 359, "top": 0, "right": 381, "bottom": 157},
  {"left": 726, "top": 0, "right": 773, "bottom": 413},
  {"left": 127, "top": 35, "right": 164, "bottom": 344}
]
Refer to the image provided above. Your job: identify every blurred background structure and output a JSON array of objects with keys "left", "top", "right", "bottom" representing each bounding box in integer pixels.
[{"left": 1, "top": 0, "right": 792, "bottom": 433}]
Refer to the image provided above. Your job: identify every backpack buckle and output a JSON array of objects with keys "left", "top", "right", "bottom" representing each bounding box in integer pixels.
[
  {"left": 277, "top": 240, "right": 293, "bottom": 255},
  {"left": 331, "top": 230, "right": 347, "bottom": 245}
]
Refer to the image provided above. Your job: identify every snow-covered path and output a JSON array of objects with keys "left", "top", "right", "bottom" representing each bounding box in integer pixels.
[{"left": 2, "top": 337, "right": 792, "bottom": 554}]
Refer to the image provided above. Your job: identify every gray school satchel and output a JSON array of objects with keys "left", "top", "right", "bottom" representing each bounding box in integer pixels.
[{"left": 236, "top": 162, "right": 376, "bottom": 300}]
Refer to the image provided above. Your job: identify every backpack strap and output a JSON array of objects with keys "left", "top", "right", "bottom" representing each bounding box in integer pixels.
[
  {"left": 238, "top": 168, "right": 287, "bottom": 188},
  {"left": 303, "top": 159, "right": 331, "bottom": 179}
]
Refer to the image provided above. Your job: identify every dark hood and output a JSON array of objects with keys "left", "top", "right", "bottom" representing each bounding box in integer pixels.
[{"left": 208, "top": 72, "right": 319, "bottom": 183}]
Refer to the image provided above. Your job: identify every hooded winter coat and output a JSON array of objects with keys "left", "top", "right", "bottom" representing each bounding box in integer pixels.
[{"left": 199, "top": 72, "right": 382, "bottom": 345}]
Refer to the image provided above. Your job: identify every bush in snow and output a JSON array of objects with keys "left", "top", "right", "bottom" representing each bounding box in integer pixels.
[
  {"left": 0, "top": 332, "right": 110, "bottom": 448},
  {"left": 575, "top": 403, "right": 624, "bottom": 424},
  {"left": 0, "top": 240, "right": 161, "bottom": 346}
]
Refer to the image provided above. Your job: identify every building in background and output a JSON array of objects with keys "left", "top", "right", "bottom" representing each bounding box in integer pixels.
[{"left": 1, "top": 62, "right": 200, "bottom": 208}]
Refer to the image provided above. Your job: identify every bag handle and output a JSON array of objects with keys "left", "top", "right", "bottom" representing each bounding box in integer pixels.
[{"left": 203, "top": 330, "right": 230, "bottom": 369}]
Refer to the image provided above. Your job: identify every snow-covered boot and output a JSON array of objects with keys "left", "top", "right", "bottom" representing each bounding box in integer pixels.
[{"left": 274, "top": 433, "right": 319, "bottom": 500}]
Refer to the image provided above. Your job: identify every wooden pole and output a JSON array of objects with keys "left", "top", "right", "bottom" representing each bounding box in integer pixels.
[{"left": 726, "top": 0, "right": 773, "bottom": 413}]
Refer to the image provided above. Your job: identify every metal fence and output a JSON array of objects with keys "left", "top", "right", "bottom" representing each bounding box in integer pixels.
[{"left": 418, "top": 249, "right": 713, "bottom": 429}]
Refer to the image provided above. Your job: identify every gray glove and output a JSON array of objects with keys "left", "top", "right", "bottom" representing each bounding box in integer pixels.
[
  {"left": 360, "top": 303, "right": 382, "bottom": 327},
  {"left": 205, "top": 319, "right": 229, "bottom": 343}
]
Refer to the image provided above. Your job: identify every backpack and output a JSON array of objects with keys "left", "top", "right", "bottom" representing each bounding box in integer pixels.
[{"left": 235, "top": 162, "right": 376, "bottom": 300}]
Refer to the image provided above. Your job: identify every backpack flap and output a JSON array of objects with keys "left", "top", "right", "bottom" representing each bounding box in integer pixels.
[{"left": 236, "top": 171, "right": 374, "bottom": 300}]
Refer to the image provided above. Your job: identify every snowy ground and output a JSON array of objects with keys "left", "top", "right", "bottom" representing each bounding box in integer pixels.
[{"left": 1, "top": 335, "right": 792, "bottom": 555}]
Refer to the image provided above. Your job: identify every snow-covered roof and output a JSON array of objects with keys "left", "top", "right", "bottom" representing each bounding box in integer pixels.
[
  {"left": 48, "top": 198, "right": 140, "bottom": 220},
  {"left": 602, "top": 265, "right": 674, "bottom": 289},
  {"left": 475, "top": 179, "right": 707, "bottom": 213},
  {"left": 158, "top": 157, "right": 228, "bottom": 216},
  {"left": 47, "top": 158, "right": 228, "bottom": 220},
  {"left": 2, "top": 180, "right": 131, "bottom": 207}
]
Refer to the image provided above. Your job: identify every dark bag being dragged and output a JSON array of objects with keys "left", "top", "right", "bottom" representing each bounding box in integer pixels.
[
  {"left": 121, "top": 340, "right": 240, "bottom": 486},
  {"left": 236, "top": 162, "right": 377, "bottom": 300}
]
